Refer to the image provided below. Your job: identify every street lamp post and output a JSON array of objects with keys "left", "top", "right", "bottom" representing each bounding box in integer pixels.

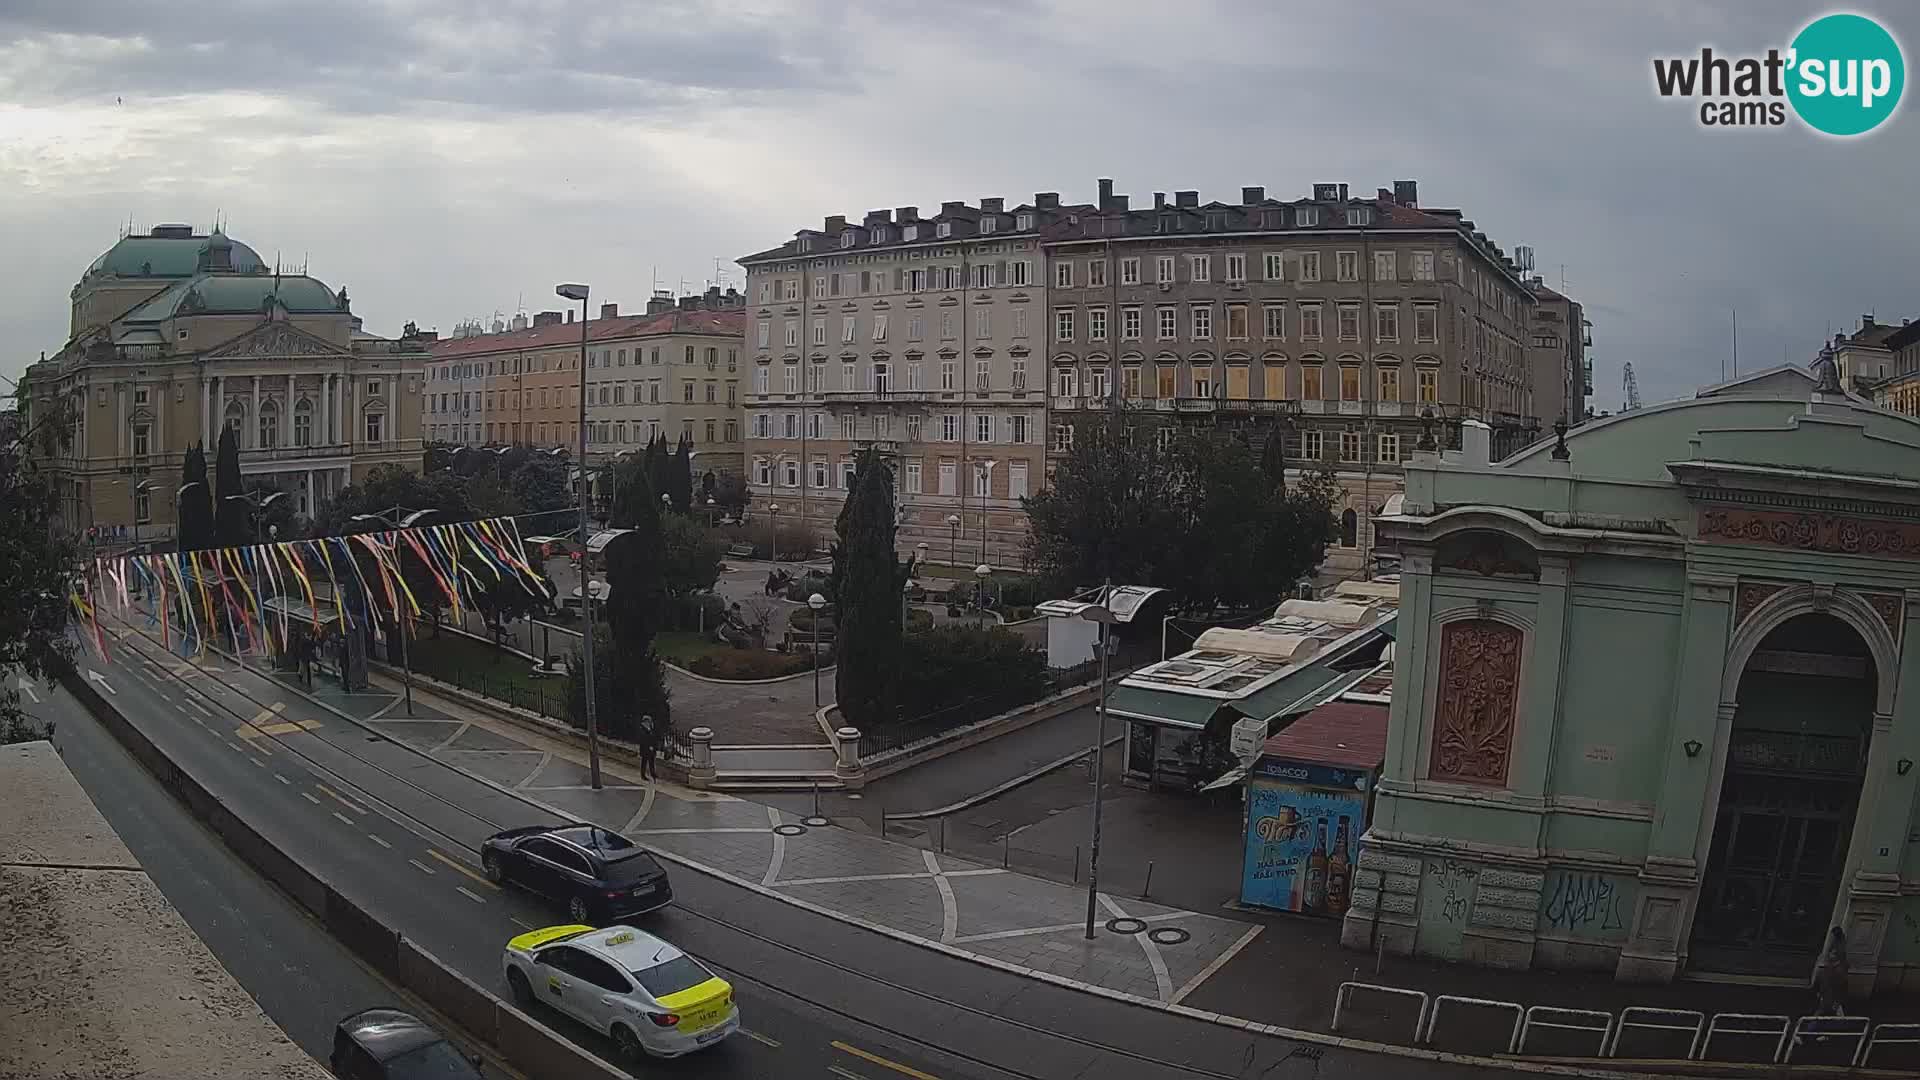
[
  {"left": 768, "top": 503, "right": 780, "bottom": 563},
  {"left": 946, "top": 514, "right": 960, "bottom": 568},
  {"left": 557, "top": 282, "right": 601, "bottom": 791},
  {"left": 808, "top": 592, "right": 826, "bottom": 707},
  {"left": 1079, "top": 592, "right": 1119, "bottom": 940},
  {"left": 706, "top": 496, "right": 717, "bottom": 528},
  {"left": 974, "top": 563, "right": 990, "bottom": 624}
]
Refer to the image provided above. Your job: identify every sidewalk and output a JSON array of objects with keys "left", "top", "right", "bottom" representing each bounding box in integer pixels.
[{"left": 856, "top": 702, "right": 1113, "bottom": 816}]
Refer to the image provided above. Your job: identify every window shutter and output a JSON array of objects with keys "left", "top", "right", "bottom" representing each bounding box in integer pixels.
[
  {"left": 994, "top": 260, "right": 1006, "bottom": 286},
  {"left": 894, "top": 268, "right": 904, "bottom": 290}
]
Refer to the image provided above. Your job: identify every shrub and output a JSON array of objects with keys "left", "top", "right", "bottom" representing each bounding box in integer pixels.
[
  {"left": 788, "top": 604, "right": 836, "bottom": 633},
  {"left": 906, "top": 608, "right": 933, "bottom": 633},
  {"left": 783, "top": 571, "right": 833, "bottom": 604},
  {"left": 685, "top": 647, "right": 830, "bottom": 680},
  {"left": 665, "top": 592, "right": 726, "bottom": 632},
  {"left": 897, "top": 625, "right": 1048, "bottom": 723}
]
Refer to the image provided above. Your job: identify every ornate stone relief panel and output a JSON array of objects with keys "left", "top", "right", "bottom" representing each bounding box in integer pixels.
[
  {"left": 1700, "top": 507, "right": 1920, "bottom": 560},
  {"left": 1429, "top": 619, "right": 1524, "bottom": 786}
]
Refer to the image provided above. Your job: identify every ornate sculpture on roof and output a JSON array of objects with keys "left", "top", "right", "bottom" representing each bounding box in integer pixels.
[
  {"left": 1811, "top": 342, "right": 1844, "bottom": 395},
  {"left": 336, "top": 285, "right": 351, "bottom": 312}
]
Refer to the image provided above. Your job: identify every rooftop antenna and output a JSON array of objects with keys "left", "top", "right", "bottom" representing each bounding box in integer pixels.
[{"left": 1731, "top": 307, "right": 1738, "bottom": 378}]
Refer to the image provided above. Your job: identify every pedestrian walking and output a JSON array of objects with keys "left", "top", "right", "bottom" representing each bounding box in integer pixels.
[
  {"left": 637, "top": 713, "right": 659, "bottom": 780},
  {"left": 1814, "top": 926, "right": 1850, "bottom": 1016}
]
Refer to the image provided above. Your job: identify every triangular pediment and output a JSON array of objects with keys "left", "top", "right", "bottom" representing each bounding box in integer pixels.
[{"left": 206, "top": 321, "right": 349, "bottom": 360}]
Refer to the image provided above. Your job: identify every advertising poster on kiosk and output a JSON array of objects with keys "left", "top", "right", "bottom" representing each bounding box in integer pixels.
[{"left": 1241, "top": 761, "right": 1370, "bottom": 917}]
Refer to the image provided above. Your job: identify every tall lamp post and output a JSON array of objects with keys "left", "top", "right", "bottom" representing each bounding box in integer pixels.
[
  {"left": 1079, "top": 594, "right": 1119, "bottom": 940},
  {"left": 556, "top": 282, "right": 601, "bottom": 790},
  {"left": 946, "top": 513, "right": 960, "bottom": 568},
  {"left": 706, "top": 496, "right": 717, "bottom": 528},
  {"left": 808, "top": 592, "right": 826, "bottom": 706},
  {"left": 974, "top": 563, "right": 991, "bottom": 624},
  {"left": 768, "top": 503, "right": 780, "bottom": 563}
]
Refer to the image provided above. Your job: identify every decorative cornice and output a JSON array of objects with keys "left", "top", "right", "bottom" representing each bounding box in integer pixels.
[
  {"left": 1699, "top": 505, "right": 1920, "bottom": 560},
  {"left": 1686, "top": 486, "right": 1920, "bottom": 522}
]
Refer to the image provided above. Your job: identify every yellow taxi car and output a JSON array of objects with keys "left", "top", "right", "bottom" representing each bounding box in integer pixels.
[{"left": 502, "top": 924, "right": 738, "bottom": 1061}]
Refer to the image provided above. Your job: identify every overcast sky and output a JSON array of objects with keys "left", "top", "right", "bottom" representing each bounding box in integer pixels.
[{"left": 3, "top": 0, "right": 1914, "bottom": 407}]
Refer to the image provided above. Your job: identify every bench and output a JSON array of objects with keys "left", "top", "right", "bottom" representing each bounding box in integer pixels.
[{"left": 726, "top": 543, "right": 755, "bottom": 559}]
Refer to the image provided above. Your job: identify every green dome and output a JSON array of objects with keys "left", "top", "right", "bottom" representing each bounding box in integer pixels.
[
  {"left": 84, "top": 229, "right": 267, "bottom": 280},
  {"left": 124, "top": 273, "right": 347, "bottom": 322}
]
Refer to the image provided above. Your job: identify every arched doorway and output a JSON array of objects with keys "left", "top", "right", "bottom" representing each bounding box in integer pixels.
[{"left": 1692, "top": 613, "right": 1875, "bottom": 976}]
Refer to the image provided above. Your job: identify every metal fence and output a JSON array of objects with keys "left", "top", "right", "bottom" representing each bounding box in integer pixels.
[
  {"left": 416, "top": 659, "right": 689, "bottom": 763},
  {"left": 856, "top": 658, "right": 1104, "bottom": 759}
]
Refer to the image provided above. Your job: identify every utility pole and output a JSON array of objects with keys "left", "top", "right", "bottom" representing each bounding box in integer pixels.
[{"left": 556, "top": 282, "right": 602, "bottom": 790}]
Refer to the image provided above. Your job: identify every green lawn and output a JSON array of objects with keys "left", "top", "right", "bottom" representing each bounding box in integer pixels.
[
  {"left": 404, "top": 629, "right": 570, "bottom": 719},
  {"left": 656, "top": 631, "right": 818, "bottom": 680}
]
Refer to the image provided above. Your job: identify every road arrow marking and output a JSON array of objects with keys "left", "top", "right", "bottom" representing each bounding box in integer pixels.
[
  {"left": 87, "top": 670, "right": 116, "bottom": 696},
  {"left": 16, "top": 678, "right": 39, "bottom": 705},
  {"left": 236, "top": 704, "right": 320, "bottom": 740}
]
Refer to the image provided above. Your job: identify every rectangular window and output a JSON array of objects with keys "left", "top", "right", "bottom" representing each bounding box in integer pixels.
[
  {"left": 973, "top": 462, "right": 990, "bottom": 498},
  {"left": 1188, "top": 255, "right": 1210, "bottom": 282},
  {"left": 841, "top": 316, "right": 856, "bottom": 343},
  {"left": 1192, "top": 366, "right": 1214, "bottom": 399},
  {"left": 1374, "top": 251, "right": 1397, "bottom": 282},
  {"left": 1298, "top": 206, "right": 1322, "bottom": 228},
  {"left": 1337, "top": 304, "right": 1360, "bottom": 342},
  {"left": 1299, "top": 429, "right": 1322, "bottom": 460},
  {"left": 975, "top": 307, "right": 991, "bottom": 339},
  {"left": 1089, "top": 307, "right": 1108, "bottom": 342},
  {"left": 1340, "top": 366, "right": 1361, "bottom": 401},
  {"left": 806, "top": 412, "right": 822, "bottom": 439},
  {"left": 784, "top": 460, "right": 799, "bottom": 487},
  {"left": 1226, "top": 304, "right": 1249, "bottom": 340},
  {"left": 132, "top": 423, "right": 150, "bottom": 457},
  {"left": 725, "top": 419, "right": 738, "bottom": 442},
  {"left": 755, "top": 457, "right": 770, "bottom": 485},
  {"left": 1012, "top": 308, "right": 1028, "bottom": 338},
  {"left": 1190, "top": 305, "right": 1212, "bottom": 340},
  {"left": 1088, "top": 366, "right": 1110, "bottom": 399},
  {"left": 784, "top": 321, "right": 798, "bottom": 347},
  {"left": 976, "top": 413, "right": 993, "bottom": 443},
  {"left": 873, "top": 314, "right": 888, "bottom": 341},
  {"left": 1340, "top": 430, "right": 1362, "bottom": 462},
  {"left": 1055, "top": 261, "right": 1073, "bottom": 288},
  {"left": 905, "top": 459, "right": 923, "bottom": 493},
  {"left": 1263, "top": 304, "right": 1286, "bottom": 340},
  {"left": 1009, "top": 462, "right": 1029, "bottom": 500},
  {"left": 1337, "top": 251, "right": 1359, "bottom": 282},
  {"left": 1412, "top": 251, "right": 1436, "bottom": 281},
  {"left": 941, "top": 413, "right": 958, "bottom": 442},
  {"left": 905, "top": 413, "right": 922, "bottom": 441},
  {"left": 684, "top": 381, "right": 695, "bottom": 402},
  {"left": 1121, "top": 367, "right": 1141, "bottom": 399},
  {"left": 365, "top": 412, "right": 384, "bottom": 443},
  {"left": 1303, "top": 365, "right": 1324, "bottom": 400},
  {"left": 908, "top": 361, "right": 923, "bottom": 390},
  {"left": 908, "top": 315, "right": 924, "bottom": 341},
  {"left": 1156, "top": 366, "right": 1176, "bottom": 399},
  {"left": 1300, "top": 251, "right": 1321, "bottom": 282},
  {"left": 938, "top": 462, "right": 956, "bottom": 495},
  {"left": 1055, "top": 367, "right": 1078, "bottom": 397},
  {"left": 1088, "top": 260, "right": 1107, "bottom": 287},
  {"left": 1379, "top": 367, "right": 1400, "bottom": 402},
  {"left": 1157, "top": 255, "right": 1176, "bottom": 283},
  {"left": 1121, "top": 306, "right": 1142, "bottom": 341},
  {"left": 1375, "top": 304, "right": 1400, "bottom": 343},
  {"left": 812, "top": 460, "right": 828, "bottom": 489},
  {"left": 1009, "top": 260, "right": 1029, "bottom": 286},
  {"left": 1418, "top": 368, "right": 1438, "bottom": 403},
  {"left": 1157, "top": 306, "right": 1177, "bottom": 340},
  {"left": 972, "top": 263, "right": 993, "bottom": 289},
  {"left": 812, "top": 319, "right": 826, "bottom": 346},
  {"left": 1225, "top": 253, "right": 1246, "bottom": 282},
  {"left": 1120, "top": 257, "right": 1140, "bottom": 285},
  {"left": 1051, "top": 422, "right": 1073, "bottom": 451},
  {"left": 1011, "top": 357, "right": 1027, "bottom": 390},
  {"left": 975, "top": 359, "right": 991, "bottom": 391},
  {"left": 940, "top": 361, "right": 956, "bottom": 390},
  {"left": 1055, "top": 308, "right": 1074, "bottom": 343},
  {"left": 1010, "top": 414, "right": 1029, "bottom": 443},
  {"left": 842, "top": 362, "right": 856, "bottom": 389},
  {"left": 756, "top": 321, "right": 771, "bottom": 348},
  {"left": 1263, "top": 253, "right": 1284, "bottom": 281},
  {"left": 907, "top": 268, "right": 925, "bottom": 292},
  {"left": 1378, "top": 432, "right": 1400, "bottom": 463},
  {"left": 1414, "top": 305, "right": 1438, "bottom": 343},
  {"left": 940, "top": 312, "right": 955, "bottom": 340}
]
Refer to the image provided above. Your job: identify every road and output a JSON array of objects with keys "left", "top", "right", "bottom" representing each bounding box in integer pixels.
[{"left": 76, "top": 613, "right": 1483, "bottom": 1080}]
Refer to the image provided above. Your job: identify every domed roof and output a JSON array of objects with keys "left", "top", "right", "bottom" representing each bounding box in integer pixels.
[
  {"left": 84, "top": 227, "right": 267, "bottom": 281},
  {"left": 123, "top": 273, "right": 347, "bottom": 322}
]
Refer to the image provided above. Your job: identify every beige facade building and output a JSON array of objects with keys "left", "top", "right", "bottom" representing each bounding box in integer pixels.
[
  {"left": 21, "top": 225, "right": 428, "bottom": 540},
  {"left": 1045, "top": 180, "right": 1550, "bottom": 576},
  {"left": 738, "top": 195, "right": 1083, "bottom": 568},
  {"left": 426, "top": 290, "right": 745, "bottom": 481},
  {"left": 1526, "top": 278, "right": 1591, "bottom": 427}
]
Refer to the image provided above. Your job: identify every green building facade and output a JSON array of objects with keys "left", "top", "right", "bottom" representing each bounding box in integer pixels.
[{"left": 1342, "top": 364, "right": 1920, "bottom": 995}]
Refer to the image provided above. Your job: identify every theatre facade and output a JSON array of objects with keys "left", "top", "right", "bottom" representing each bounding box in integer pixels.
[{"left": 1343, "top": 362, "right": 1920, "bottom": 994}]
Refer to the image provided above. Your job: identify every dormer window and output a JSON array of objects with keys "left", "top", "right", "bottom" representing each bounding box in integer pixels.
[
  {"left": 799, "top": 236, "right": 813, "bottom": 252},
  {"left": 1015, "top": 213, "right": 1034, "bottom": 230},
  {"left": 903, "top": 224, "right": 919, "bottom": 241},
  {"left": 1346, "top": 207, "right": 1373, "bottom": 226},
  {"left": 1298, "top": 206, "right": 1322, "bottom": 227},
  {"left": 841, "top": 231, "right": 857, "bottom": 249},
  {"left": 1205, "top": 211, "right": 1227, "bottom": 230},
  {"left": 980, "top": 217, "right": 998, "bottom": 234},
  {"left": 870, "top": 227, "right": 887, "bottom": 245},
  {"left": 1261, "top": 209, "right": 1285, "bottom": 229},
  {"left": 1157, "top": 215, "right": 1176, "bottom": 233},
  {"left": 937, "top": 222, "right": 953, "bottom": 238}
]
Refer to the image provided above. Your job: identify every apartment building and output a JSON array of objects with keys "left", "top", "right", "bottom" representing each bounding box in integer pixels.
[
  {"left": 1526, "top": 278, "right": 1592, "bottom": 426},
  {"left": 738, "top": 196, "right": 1084, "bottom": 567},
  {"left": 21, "top": 224, "right": 428, "bottom": 539},
  {"left": 1045, "top": 179, "right": 1545, "bottom": 575},
  {"left": 426, "top": 289, "right": 746, "bottom": 480}
]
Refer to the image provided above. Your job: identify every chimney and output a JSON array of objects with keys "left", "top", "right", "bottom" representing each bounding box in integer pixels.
[
  {"left": 566, "top": 309, "right": 574, "bottom": 323},
  {"left": 533, "top": 311, "right": 563, "bottom": 327},
  {"left": 1312, "top": 182, "right": 1340, "bottom": 201},
  {"left": 864, "top": 209, "right": 893, "bottom": 225},
  {"left": 647, "top": 291, "right": 673, "bottom": 315},
  {"left": 825, "top": 214, "right": 846, "bottom": 231},
  {"left": 1862, "top": 314, "right": 1876, "bottom": 329},
  {"left": 1153, "top": 192, "right": 1166, "bottom": 210},
  {"left": 1174, "top": 190, "right": 1199, "bottom": 208},
  {"left": 1337, "top": 183, "right": 1349, "bottom": 201},
  {"left": 1460, "top": 419, "right": 1492, "bottom": 466},
  {"left": 896, "top": 206, "right": 919, "bottom": 223},
  {"left": 980, "top": 197, "right": 1004, "bottom": 214},
  {"left": 1377, "top": 187, "right": 1394, "bottom": 204},
  {"left": 1035, "top": 192, "right": 1060, "bottom": 209},
  {"left": 1112, "top": 194, "right": 1130, "bottom": 212},
  {"left": 1394, "top": 180, "right": 1419, "bottom": 207},
  {"left": 679, "top": 296, "right": 698, "bottom": 312},
  {"left": 1241, "top": 186, "right": 1265, "bottom": 204},
  {"left": 1097, "top": 178, "right": 1113, "bottom": 210},
  {"left": 599, "top": 302, "right": 618, "bottom": 320}
]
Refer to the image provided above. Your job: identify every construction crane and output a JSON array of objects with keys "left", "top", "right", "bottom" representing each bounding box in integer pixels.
[{"left": 1622, "top": 362, "right": 1642, "bottom": 412}]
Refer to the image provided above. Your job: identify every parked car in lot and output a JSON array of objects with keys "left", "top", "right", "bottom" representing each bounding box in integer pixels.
[
  {"left": 330, "top": 1008, "right": 484, "bottom": 1079},
  {"left": 503, "top": 924, "right": 739, "bottom": 1061},
  {"left": 480, "top": 823, "right": 672, "bottom": 923}
]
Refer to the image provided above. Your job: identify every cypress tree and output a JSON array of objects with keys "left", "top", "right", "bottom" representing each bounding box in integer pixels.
[
  {"left": 1260, "top": 424, "right": 1289, "bottom": 494},
  {"left": 831, "top": 449, "right": 905, "bottom": 728},
  {"left": 670, "top": 433, "right": 694, "bottom": 514},
  {"left": 213, "top": 425, "right": 250, "bottom": 546},
  {"left": 177, "top": 442, "right": 215, "bottom": 551}
]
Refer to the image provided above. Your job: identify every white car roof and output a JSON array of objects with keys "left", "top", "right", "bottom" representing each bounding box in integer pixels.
[{"left": 571, "top": 926, "right": 686, "bottom": 972}]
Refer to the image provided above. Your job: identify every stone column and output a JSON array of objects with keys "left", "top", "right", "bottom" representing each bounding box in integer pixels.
[
  {"left": 287, "top": 372, "right": 296, "bottom": 443},
  {"left": 834, "top": 726, "right": 865, "bottom": 790},
  {"left": 115, "top": 382, "right": 126, "bottom": 457},
  {"left": 305, "top": 468, "right": 317, "bottom": 517},
  {"left": 1512, "top": 555, "right": 1570, "bottom": 807},
  {"left": 320, "top": 375, "right": 332, "bottom": 445},
  {"left": 686, "top": 726, "right": 715, "bottom": 790},
  {"left": 250, "top": 375, "right": 261, "bottom": 449},
  {"left": 1372, "top": 547, "right": 1435, "bottom": 831}
]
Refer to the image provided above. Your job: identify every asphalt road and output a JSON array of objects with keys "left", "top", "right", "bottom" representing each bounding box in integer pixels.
[{"left": 78, "top": 613, "right": 1485, "bottom": 1080}]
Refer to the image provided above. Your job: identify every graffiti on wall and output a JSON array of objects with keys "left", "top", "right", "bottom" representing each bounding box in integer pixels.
[
  {"left": 1429, "top": 858, "right": 1478, "bottom": 925},
  {"left": 1539, "top": 869, "right": 1634, "bottom": 939}
]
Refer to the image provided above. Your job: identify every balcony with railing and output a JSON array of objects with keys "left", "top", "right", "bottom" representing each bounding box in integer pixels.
[{"left": 818, "top": 390, "right": 938, "bottom": 407}]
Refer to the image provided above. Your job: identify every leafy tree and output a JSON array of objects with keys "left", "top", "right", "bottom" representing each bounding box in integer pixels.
[
  {"left": 313, "top": 463, "right": 471, "bottom": 537},
  {"left": 564, "top": 623, "right": 670, "bottom": 742},
  {"left": 423, "top": 442, "right": 457, "bottom": 475},
  {"left": 659, "top": 514, "right": 722, "bottom": 600},
  {"left": 244, "top": 478, "right": 302, "bottom": 542},
  {"left": 831, "top": 450, "right": 911, "bottom": 728},
  {"left": 508, "top": 456, "right": 570, "bottom": 515},
  {"left": 602, "top": 496, "right": 666, "bottom": 650},
  {"left": 213, "top": 426, "right": 252, "bottom": 546},
  {"left": 711, "top": 472, "right": 751, "bottom": 516},
  {"left": 897, "top": 625, "right": 1048, "bottom": 722},
  {"left": 176, "top": 442, "right": 215, "bottom": 551},
  {"left": 1022, "top": 414, "right": 1183, "bottom": 591},
  {"left": 0, "top": 417, "right": 78, "bottom": 742}
]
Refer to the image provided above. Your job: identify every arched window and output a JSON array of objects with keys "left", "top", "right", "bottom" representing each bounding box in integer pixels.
[
  {"left": 293, "top": 399, "right": 313, "bottom": 447},
  {"left": 1340, "top": 508, "right": 1357, "bottom": 548},
  {"left": 223, "top": 399, "right": 245, "bottom": 438},
  {"left": 258, "top": 400, "right": 279, "bottom": 449}
]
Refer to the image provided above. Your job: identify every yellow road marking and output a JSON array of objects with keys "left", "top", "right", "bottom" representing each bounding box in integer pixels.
[
  {"left": 237, "top": 704, "right": 321, "bottom": 740},
  {"left": 831, "top": 1041, "right": 942, "bottom": 1080},
  {"left": 741, "top": 1028, "right": 781, "bottom": 1048},
  {"left": 426, "top": 849, "right": 501, "bottom": 890},
  {"left": 315, "top": 784, "right": 368, "bottom": 815}
]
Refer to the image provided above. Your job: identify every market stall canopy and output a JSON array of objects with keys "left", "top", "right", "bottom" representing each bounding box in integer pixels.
[{"left": 584, "top": 529, "right": 631, "bottom": 554}]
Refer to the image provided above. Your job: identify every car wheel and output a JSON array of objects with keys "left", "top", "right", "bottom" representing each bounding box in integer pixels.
[
  {"left": 507, "top": 968, "right": 533, "bottom": 1009},
  {"left": 612, "top": 1023, "right": 646, "bottom": 1063},
  {"left": 482, "top": 852, "right": 504, "bottom": 884},
  {"left": 568, "top": 894, "right": 591, "bottom": 923}
]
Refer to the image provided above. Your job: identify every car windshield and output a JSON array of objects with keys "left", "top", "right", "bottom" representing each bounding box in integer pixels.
[
  {"left": 603, "top": 851, "right": 663, "bottom": 884},
  {"left": 632, "top": 954, "right": 713, "bottom": 998},
  {"left": 385, "top": 1039, "right": 481, "bottom": 1079}
]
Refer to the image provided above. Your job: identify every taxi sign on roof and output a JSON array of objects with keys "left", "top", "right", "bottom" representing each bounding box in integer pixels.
[{"left": 507, "top": 924, "right": 594, "bottom": 952}]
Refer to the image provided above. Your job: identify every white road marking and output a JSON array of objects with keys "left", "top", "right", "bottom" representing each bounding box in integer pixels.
[
  {"left": 408, "top": 859, "right": 436, "bottom": 875},
  {"left": 924, "top": 851, "right": 959, "bottom": 945},
  {"left": 1101, "top": 895, "right": 1172, "bottom": 1002},
  {"left": 762, "top": 806, "right": 785, "bottom": 887},
  {"left": 185, "top": 698, "right": 213, "bottom": 717},
  {"left": 300, "top": 792, "right": 322, "bottom": 805},
  {"left": 741, "top": 1028, "right": 781, "bottom": 1048},
  {"left": 274, "top": 773, "right": 292, "bottom": 785},
  {"left": 368, "top": 834, "right": 393, "bottom": 849},
  {"left": 455, "top": 886, "right": 487, "bottom": 904},
  {"left": 510, "top": 917, "right": 535, "bottom": 930},
  {"left": 1172, "top": 924, "right": 1263, "bottom": 1006},
  {"left": 331, "top": 812, "right": 355, "bottom": 826}
]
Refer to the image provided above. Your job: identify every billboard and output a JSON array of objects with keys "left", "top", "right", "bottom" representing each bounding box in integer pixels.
[{"left": 1241, "top": 778, "right": 1367, "bottom": 916}]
